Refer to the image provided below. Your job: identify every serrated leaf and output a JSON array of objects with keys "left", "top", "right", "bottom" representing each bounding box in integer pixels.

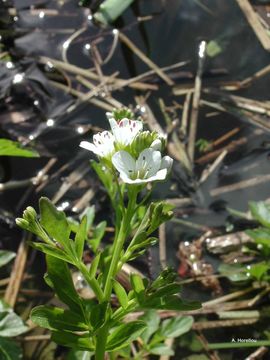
[
  {"left": 46, "top": 255, "right": 83, "bottom": 313},
  {"left": 106, "top": 321, "right": 146, "bottom": 351},
  {"left": 0, "top": 138, "right": 39, "bottom": 158},
  {"left": 75, "top": 216, "right": 87, "bottom": 260},
  {"left": 31, "top": 306, "right": 88, "bottom": 332},
  {"left": 0, "top": 251, "right": 16, "bottom": 268}
]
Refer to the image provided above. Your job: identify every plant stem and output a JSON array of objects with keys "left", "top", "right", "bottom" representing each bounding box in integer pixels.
[
  {"left": 95, "top": 325, "right": 109, "bottom": 360},
  {"left": 103, "top": 188, "right": 137, "bottom": 300},
  {"left": 95, "top": 187, "right": 137, "bottom": 359}
]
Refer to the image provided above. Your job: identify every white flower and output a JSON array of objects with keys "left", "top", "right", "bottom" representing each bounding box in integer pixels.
[
  {"left": 108, "top": 117, "right": 143, "bottom": 147},
  {"left": 112, "top": 148, "right": 173, "bottom": 184},
  {"left": 80, "top": 131, "right": 115, "bottom": 158}
]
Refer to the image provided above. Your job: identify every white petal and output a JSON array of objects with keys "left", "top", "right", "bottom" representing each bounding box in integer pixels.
[
  {"left": 147, "top": 168, "right": 168, "bottom": 182},
  {"left": 112, "top": 151, "right": 136, "bottom": 177},
  {"left": 106, "top": 112, "right": 113, "bottom": 120},
  {"left": 79, "top": 141, "right": 101, "bottom": 156},
  {"left": 108, "top": 117, "right": 118, "bottom": 131},
  {"left": 160, "top": 156, "right": 173, "bottom": 172},
  {"left": 136, "top": 148, "right": 161, "bottom": 178},
  {"left": 123, "top": 168, "right": 168, "bottom": 184},
  {"left": 150, "top": 139, "right": 162, "bottom": 151}
]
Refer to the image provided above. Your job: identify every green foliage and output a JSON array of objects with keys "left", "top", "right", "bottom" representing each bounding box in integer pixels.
[
  {"left": 0, "top": 138, "right": 39, "bottom": 158},
  {"left": 16, "top": 111, "right": 198, "bottom": 359},
  {"left": 106, "top": 321, "right": 146, "bottom": 351},
  {"left": 31, "top": 306, "right": 88, "bottom": 332},
  {"left": 0, "top": 251, "right": 15, "bottom": 268},
  {"left": 195, "top": 138, "right": 211, "bottom": 153},
  {"left": 0, "top": 300, "right": 28, "bottom": 337},
  {"left": 111, "top": 108, "right": 135, "bottom": 121},
  {"left": 51, "top": 331, "right": 95, "bottom": 351},
  {"left": 88, "top": 221, "right": 106, "bottom": 253},
  {"left": 218, "top": 263, "right": 249, "bottom": 282},
  {"left": 46, "top": 256, "right": 83, "bottom": 313},
  {"left": 0, "top": 337, "right": 23, "bottom": 360},
  {"left": 125, "top": 202, "right": 174, "bottom": 261},
  {"left": 249, "top": 201, "right": 270, "bottom": 228},
  {"left": 94, "top": 0, "right": 135, "bottom": 26},
  {"left": 90, "top": 302, "right": 108, "bottom": 331},
  {"left": 130, "top": 269, "right": 201, "bottom": 311},
  {"left": 138, "top": 310, "right": 193, "bottom": 357}
]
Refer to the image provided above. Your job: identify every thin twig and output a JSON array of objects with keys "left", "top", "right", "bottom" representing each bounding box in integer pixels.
[
  {"left": 188, "top": 41, "right": 207, "bottom": 162},
  {"left": 235, "top": 0, "right": 270, "bottom": 51},
  {"left": 118, "top": 31, "right": 174, "bottom": 86},
  {"left": 159, "top": 224, "right": 167, "bottom": 270},
  {"left": 4, "top": 236, "right": 29, "bottom": 307},
  {"left": 210, "top": 173, "right": 270, "bottom": 197}
]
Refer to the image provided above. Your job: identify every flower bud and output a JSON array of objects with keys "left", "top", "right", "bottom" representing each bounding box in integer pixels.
[{"left": 23, "top": 206, "right": 37, "bottom": 221}]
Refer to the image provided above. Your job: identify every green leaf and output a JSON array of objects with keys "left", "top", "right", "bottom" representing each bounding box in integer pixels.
[
  {"left": 113, "top": 281, "right": 129, "bottom": 309},
  {"left": 139, "top": 310, "right": 160, "bottom": 343},
  {"left": 246, "top": 228, "right": 270, "bottom": 255},
  {"left": 46, "top": 255, "right": 83, "bottom": 313},
  {"left": 51, "top": 331, "right": 94, "bottom": 351},
  {"left": 90, "top": 302, "right": 108, "bottom": 331},
  {"left": 0, "top": 337, "right": 23, "bottom": 360},
  {"left": 149, "top": 283, "right": 182, "bottom": 299},
  {"left": 88, "top": 221, "right": 106, "bottom": 253},
  {"left": 206, "top": 40, "right": 222, "bottom": 57},
  {"left": 249, "top": 201, "right": 270, "bottom": 228},
  {"left": 67, "top": 349, "right": 93, "bottom": 360},
  {"left": 249, "top": 262, "right": 269, "bottom": 280},
  {"left": 0, "top": 251, "right": 16, "bottom": 268},
  {"left": 159, "top": 316, "right": 193, "bottom": 338},
  {"left": 39, "top": 197, "right": 71, "bottom": 251},
  {"left": 0, "top": 300, "right": 28, "bottom": 337},
  {"left": 89, "top": 253, "right": 101, "bottom": 279},
  {"left": 81, "top": 206, "right": 95, "bottom": 231},
  {"left": 130, "top": 274, "right": 145, "bottom": 294},
  {"left": 0, "top": 138, "right": 39, "bottom": 158},
  {"left": 31, "top": 306, "right": 88, "bottom": 332},
  {"left": 218, "top": 264, "right": 249, "bottom": 282},
  {"left": 94, "top": 0, "right": 135, "bottom": 25},
  {"left": 30, "top": 242, "right": 74, "bottom": 264},
  {"left": 75, "top": 216, "right": 87, "bottom": 260},
  {"left": 150, "top": 268, "right": 177, "bottom": 290},
  {"left": 106, "top": 321, "right": 146, "bottom": 351},
  {"left": 149, "top": 344, "right": 174, "bottom": 356}
]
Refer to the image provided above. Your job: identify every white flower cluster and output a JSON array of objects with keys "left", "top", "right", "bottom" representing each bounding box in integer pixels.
[{"left": 80, "top": 112, "right": 173, "bottom": 184}]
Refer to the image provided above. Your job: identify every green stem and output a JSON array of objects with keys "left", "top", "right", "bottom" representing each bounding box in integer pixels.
[
  {"left": 78, "top": 263, "right": 104, "bottom": 302},
  {"left": 103, "top": 188, "right": 137, "bottom": 300},
  {"left": 95, "top": 325, "right": 109, "bottom": 360},
  {"left": 95, "top": 187, "right": 137, "bottom": 360}
]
